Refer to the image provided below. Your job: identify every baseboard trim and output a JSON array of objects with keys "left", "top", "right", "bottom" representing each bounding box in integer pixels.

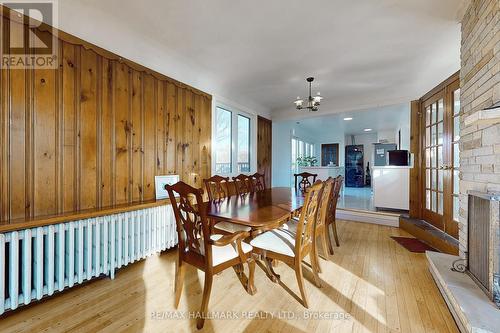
[{"left": 337, "top": 209, "right": 399, "bottom": 227}]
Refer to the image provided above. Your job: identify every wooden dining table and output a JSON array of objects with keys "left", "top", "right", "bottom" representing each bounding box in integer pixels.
[
  {"left": 205, "top": 187, "right": 305, "bottom": 234},
  {"left": 206, "top": 187, "right": 305, "bottom": 285}
]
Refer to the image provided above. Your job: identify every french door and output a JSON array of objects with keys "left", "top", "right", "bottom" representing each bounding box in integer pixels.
[{"left": 421, "top": 79, "right": 460, "bottom": 239}]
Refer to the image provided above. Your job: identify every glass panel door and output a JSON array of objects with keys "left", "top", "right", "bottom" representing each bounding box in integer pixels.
[
  {"left": 421, "top": 78, "right": 460, "bottom": 239},
  {"left": 423, "top": 95, "right": 445, "bottom": 229}
]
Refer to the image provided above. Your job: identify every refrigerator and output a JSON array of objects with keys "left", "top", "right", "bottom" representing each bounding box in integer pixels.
[{"left": 345, "top": 145, "right": 364, "bottom": 187}]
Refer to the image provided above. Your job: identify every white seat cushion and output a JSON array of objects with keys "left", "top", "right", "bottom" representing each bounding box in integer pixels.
[
  {"left": 214, "top": 221, "right": 251, "bottom": 233},
  {"left": 209, "top": 234, "right": 252, "bottom": 266},
  {"left": 282, "top": 217, "right": 299, "bottom": 233},
  {"left": 250, "top": 228, "right": 296, "bottom": 257}
]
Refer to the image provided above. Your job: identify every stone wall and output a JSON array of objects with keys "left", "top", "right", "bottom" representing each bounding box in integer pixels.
[{"left": 459, "top": 0, "right": 499, "bottom": 257}]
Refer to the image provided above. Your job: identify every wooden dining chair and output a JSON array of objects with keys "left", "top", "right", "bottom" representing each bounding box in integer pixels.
[
  {"left": 326, "top": 176, "right": 343, "bottom": 254},
  {"left": 203, "top": 175, "right": 230, "bottom": 200},
  {"left": 250, "top": 181, "right": 324, "bottom": 308},
  {"left": 250, "top": 172, "right": 266, "bottom": 191},
  {"left": 294, "top": 172, "right": 318, "bottom": 192},
  {"left": 233, "top": 174, "right": 252, "bottom": 195},
  {"left": 166, "top": 181, "right": 256, "bottom": 329},
  {"left": 284, "top": 178, "right": 334, "bottom": 273},
  {"left": 203, "top": 175, "right": 251, "bottom": 234},
  {"left": 312, "top": 178, "right": 334, "bottom": 271}
]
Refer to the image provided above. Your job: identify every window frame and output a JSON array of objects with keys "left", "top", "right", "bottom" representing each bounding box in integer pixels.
[
  {"left": 291, "top": 136, "right": 316, "bottom": 178},
  {"left": 212, "top": 103, "right": 257, "bottom": 177}
]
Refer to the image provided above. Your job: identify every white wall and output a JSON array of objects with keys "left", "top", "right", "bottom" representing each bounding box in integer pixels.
[
  {"left": 272, "top": 121, "right": 319, "bottom": 187},
  {"left": 355, "top": 133, "right": 378, "bottom": 170},
  {"left": 377, "top": 130, "right": 397, "bottom": 144},
  {"left": 396, "top": 104, "right": 411, "bottom": 150},
  {"left": 314, "top": 135, "right": 345, "bottom": 167}
]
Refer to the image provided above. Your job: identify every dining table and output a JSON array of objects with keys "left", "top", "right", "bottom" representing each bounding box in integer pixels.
[
  {"left": 205, "top": 187, "right": 305, "bottom": 235},
  {"left": 205, "top": 187, "right": 306, "bottom": 285}
]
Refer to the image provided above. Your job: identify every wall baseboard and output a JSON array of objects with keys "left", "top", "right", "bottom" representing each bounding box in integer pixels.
[{"left": 337, "top": 209, "right": 400, "bottom": 227}]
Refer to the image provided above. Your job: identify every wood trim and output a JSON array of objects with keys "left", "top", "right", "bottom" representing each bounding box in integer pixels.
[
  {"left": 0, "top": 5, "right": 211, "bottom": 99},
  {"left": 409, "top": 100, "right": 422, "bottom": 219},
  {"left": 0, "top": 199, "right": 170, "bottom": 233},
  {"left": 420, "top": 71, "right": 460, "bottom": 102},
  {"left": 257, "top": 116, "right": 272, "bottom": 187}
]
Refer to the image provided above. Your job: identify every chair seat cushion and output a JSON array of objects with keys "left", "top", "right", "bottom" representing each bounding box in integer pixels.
[
  {"left": 214, "top": 221, "right": 251, "bottom": 233},
  {"left": 282, "top": 217, "right": 299, "bottom": 233},
  {"left": 250, "top": 228, "right": 296, "bottom": 257},
  {"left": 209, "top": 234, "right": 252, "bottom": 266}
]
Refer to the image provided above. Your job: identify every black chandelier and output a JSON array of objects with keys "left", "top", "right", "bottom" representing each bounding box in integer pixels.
[{"left": 293, "top": 77, "right": 323, "bottom": 111}]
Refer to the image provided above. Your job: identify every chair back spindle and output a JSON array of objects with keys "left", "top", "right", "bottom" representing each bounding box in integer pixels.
[
  {"left": 166, "top": 182, "right": 212, "bottom": 264},
  {"left": 294, "top": 181, "right": 324, "bottom": 253}
]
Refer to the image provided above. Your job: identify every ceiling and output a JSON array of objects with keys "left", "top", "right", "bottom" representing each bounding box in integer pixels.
[
  {"left": 295, "top": 103, "right": 409, "bottom": 136},
  {"left": 53, "top": 0, "right": 466, "bottom": 119}
]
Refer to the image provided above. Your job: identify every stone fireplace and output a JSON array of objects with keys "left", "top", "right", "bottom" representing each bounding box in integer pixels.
[
  {"left": 424, "top": 0, "right": 500, "bottom": 331},
  {"left": 458, "top": 0, "right": 499, "bottom": 275}
]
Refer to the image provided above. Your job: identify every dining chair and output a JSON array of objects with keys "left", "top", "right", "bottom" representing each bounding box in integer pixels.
[
  {"left": 284, "top": 178, "right": 334, "bottom": 273},
  {"left": 326, "top": 176, "right": 343, "bottom": 254},
  {"left": 251, "top": 172, "right": 266, "bottom": 191},
  {"left": 250, "top": 181, "right": 324, "bottom": 308},
  {"left": 294, "top": 172, "right": 318, "bottom": 192},
  {"left": 166, "top": 181, "right": 256, "bottom": 329},
  {"left": 203, "top": 175, "right": 251, "bottom": 234},
  {"left": 203, "top": 175, "right": 230, "bottom": 200},
  {"left": 233, "top": 174, "right": 253, "bottom": 195}
]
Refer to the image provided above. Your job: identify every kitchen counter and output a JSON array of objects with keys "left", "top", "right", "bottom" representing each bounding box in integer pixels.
[{"left": 372, "top": 165, "right": 411, "bottom": 210}]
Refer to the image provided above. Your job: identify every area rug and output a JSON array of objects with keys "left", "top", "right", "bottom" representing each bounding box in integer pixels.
[{"left": 390, "top": 236, "right": 437, "bottom": 253}]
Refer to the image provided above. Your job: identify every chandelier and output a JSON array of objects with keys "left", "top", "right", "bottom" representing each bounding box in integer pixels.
[{"left": 293, "top": 77, "right": 323, "bottom": 111}]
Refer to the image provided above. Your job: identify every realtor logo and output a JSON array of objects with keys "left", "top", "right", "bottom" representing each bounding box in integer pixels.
[{"left": 1, "top": 0, "right": 58, "bottom": 68}]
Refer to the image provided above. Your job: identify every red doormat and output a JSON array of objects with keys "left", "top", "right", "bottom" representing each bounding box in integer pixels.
[{"left": 390, "top": 236, "right": 437, "bottom": 253}]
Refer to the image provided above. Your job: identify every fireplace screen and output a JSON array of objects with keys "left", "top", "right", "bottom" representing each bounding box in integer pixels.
[{"left": 467, "top": 192, "right": 500, "bottom": 308}]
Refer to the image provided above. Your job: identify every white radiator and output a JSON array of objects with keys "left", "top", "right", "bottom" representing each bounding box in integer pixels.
[{"left": 0, "top": 205, "right": 177, "bottom": 315}]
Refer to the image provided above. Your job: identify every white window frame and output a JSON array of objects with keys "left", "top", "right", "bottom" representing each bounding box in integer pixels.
[
  {"left": 211, "top": 102, "right": 257, "bottom": 177},
  {"left": 291, "top": 136, "right": 315, "bottom": 176}
]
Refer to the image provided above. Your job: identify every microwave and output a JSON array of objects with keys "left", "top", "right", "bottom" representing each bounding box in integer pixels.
[{"left": 387, "top": 150, "right": 409, "bottom": 166}]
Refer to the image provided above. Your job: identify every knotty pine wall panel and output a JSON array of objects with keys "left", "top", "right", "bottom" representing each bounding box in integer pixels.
[{"left": 0, "top": 13, "right": 212, "bottom": 221}]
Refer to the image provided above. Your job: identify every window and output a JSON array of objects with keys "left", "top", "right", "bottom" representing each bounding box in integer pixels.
[
  {"left": 213, "top": 106, "right": 254, "bottom": 175},
  {"left": 291, "top": 137, "right": 315, "bottom": 178},
  {"left": 237, "top": 115, "right": 250, "bottom": 172},
  {"left": 214, "top": 107, "right": 232, "bottom": 174}
]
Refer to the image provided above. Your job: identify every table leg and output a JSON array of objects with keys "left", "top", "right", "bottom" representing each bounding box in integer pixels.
[{"left": 246, "top": 256, "right": 257, "bottom": 295}]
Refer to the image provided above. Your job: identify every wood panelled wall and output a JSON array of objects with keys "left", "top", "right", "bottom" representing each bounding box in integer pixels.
[
  {"left": 0, "top": 11, "right": 212, "bottom": 221},
  {"left": 257, "top": 116, "right": 272, "bottom": 187}
]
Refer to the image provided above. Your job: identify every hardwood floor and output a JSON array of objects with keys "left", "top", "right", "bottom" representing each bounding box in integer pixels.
[{"left": 0, "top": 221, "right": 458, "bottom": 333}]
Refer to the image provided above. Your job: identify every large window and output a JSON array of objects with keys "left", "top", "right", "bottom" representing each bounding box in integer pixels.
[
  {"left": 237, "top": 115, "right": 251, "bottom": 172},
  {"left": 214, "top": 107, "right": 232, "bottom": 174},
  {"left": 291, "top": 137, "right": 315, "bottom": 177},
  {"left": 214, "top": 106, "right": 253, "bottom": 175}
]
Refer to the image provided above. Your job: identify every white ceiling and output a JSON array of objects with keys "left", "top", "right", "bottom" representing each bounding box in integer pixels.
[
  {"left": 295, "top": 103, "right": 409, "bottom": 136},
  {"left": 51, "top": 0, "right": 466, "bottom": 119}
]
